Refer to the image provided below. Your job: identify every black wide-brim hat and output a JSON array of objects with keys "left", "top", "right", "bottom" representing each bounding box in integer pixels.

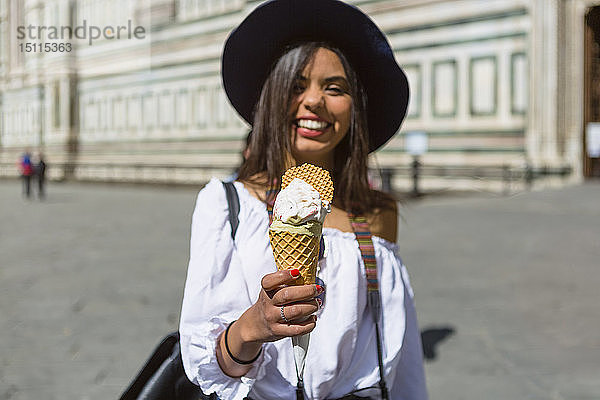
[{"left": 222, "top": 0, "right": 409, "bottom": 153}]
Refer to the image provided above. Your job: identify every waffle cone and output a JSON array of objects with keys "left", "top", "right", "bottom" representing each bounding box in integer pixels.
[
  {"left": 281, "top": 163, "right": 334, "bottom": 203},
  {"left": 269, "top": 230, "right": 319, "bottom": 285}
]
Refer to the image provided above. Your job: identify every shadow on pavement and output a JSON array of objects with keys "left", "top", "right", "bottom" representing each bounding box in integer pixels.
[{"left": 421, "top": 326, "right": 455, "bottom": 361}]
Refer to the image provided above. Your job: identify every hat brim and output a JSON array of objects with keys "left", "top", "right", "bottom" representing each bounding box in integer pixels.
[{"left": 222, "top": 0, "right": 409, "bottom": 152}]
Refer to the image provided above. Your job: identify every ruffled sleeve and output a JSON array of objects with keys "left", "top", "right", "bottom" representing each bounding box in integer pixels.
[{"left": 179, "top": 178, "right": 273, "bottom": 399}]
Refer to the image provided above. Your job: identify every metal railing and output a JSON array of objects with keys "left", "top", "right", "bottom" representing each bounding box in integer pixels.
[{"left": 378, "top": 164, "right": 572, "bottom": 195}]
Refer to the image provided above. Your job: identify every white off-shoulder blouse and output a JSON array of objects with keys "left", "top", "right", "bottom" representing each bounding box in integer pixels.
[{"left": 180, "top": 178, "right": 428, "bottom": 400}]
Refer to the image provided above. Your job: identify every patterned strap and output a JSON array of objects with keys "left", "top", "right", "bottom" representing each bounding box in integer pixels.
[
  {"left": 349, "top": 213, "right": 388, "bottom": 399},
  {"left": 265, "top": 188, "right": 277, "bottom": 225},
  {"left": 348, "top": 214, "right": 379, "bottom": 292}
]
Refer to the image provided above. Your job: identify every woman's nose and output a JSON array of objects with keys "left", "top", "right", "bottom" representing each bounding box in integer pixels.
[{"left": 302, "top": 86, "right": 324, "bottom": 110}]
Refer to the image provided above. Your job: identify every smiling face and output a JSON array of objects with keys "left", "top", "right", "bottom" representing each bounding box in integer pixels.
[{"left": 289, "top": 47, "right": 352, "bottom": 167}]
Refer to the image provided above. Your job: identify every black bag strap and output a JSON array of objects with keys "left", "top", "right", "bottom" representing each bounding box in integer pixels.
[{"left": 222, "top": 181, "right": 240, "bottom": 240}]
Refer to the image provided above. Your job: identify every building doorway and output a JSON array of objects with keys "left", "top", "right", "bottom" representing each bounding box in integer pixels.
[{"left": 584, "top": 6, "right": 600, "bottom": 177}]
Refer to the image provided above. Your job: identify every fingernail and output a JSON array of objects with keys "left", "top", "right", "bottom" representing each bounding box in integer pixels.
[
  {"left": 290, "top": 269, "right": 300, "bottom": 278},
  {"left": 316, "top": 298, "right": 323, "bottom": 308},
  {"left": 313, "top": 315, "right": 318, "bottom": 322},
  {"left": 316, "top": 284, "right": 324, "bottom": 294}
]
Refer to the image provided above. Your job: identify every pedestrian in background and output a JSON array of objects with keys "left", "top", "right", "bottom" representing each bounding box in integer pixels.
[
  {"left": 18, "top": 150, "right": 33, "bottom": 199},
  {"left": 35, "top": 153, "right": 47, "bottom": 199}
]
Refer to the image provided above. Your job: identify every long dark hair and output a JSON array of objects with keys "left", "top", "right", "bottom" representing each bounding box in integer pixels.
[{"left": 237, "top": 42, "right": 394, "bottom": 215}]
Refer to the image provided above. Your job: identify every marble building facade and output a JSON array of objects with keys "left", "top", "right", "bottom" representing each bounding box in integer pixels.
[{"left": 1, "top": 0, "right": 599, "bottom": 192}]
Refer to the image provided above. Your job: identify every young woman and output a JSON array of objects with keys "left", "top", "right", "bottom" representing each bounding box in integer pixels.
[{"left": 180, "top": 1, "right": 428, "bottom": 399}]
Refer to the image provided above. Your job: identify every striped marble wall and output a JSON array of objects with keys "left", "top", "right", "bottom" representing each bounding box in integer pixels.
[
  {"left": 0, "top": 0, "right": 585, "bottom": 190},
  {"left": 361, "top": 1, "right": 530, "bottom": 169}
]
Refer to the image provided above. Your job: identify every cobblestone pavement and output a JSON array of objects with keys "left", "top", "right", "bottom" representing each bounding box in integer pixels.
[{"left": 1, "top": 179, "right": 599, "bottom": 399}]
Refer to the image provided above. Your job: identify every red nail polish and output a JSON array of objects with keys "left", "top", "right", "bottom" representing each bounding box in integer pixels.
[
  {"left": 316, "top": 284, "right": 323, "bottom": 293},
  {"left": 290, "top": 269, "right": 300, "bottom": 278}
]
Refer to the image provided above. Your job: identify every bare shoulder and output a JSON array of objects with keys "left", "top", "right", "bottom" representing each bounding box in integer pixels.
[
  {"left": 323, "top": 205, "right": 354, "bottom": 233},
  {"left": 366, "top": 197, "right": 398, "bottom": 243}
]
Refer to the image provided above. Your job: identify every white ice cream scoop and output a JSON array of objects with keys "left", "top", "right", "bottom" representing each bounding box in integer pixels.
[{"left": 273, "top": 178, "right": 330, "bottom": 224}]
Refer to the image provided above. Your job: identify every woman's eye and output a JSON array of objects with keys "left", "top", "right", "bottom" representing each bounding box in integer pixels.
[
  {"left": 293, "top": 84, "right": 305, "bottom": 94},
  {"left": 326, "top": 86, "right": 344, "bottom": 95}
]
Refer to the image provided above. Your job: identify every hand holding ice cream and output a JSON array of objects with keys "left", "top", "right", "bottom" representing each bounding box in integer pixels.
[{"left": 268, "top": 163, "right": 334, "bottom": 381}]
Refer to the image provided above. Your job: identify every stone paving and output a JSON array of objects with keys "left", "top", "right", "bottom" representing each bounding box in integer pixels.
[{"left": 1, "top": 179, "right": 599, "bottom": 399}]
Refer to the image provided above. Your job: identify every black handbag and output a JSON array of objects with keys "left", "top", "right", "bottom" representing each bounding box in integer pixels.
[
  {"left": 119, "top": 332, "right": 212, "bottom": 400},
  {"left": 119, "top": 181, "right": 240, "bottom": 400}
]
